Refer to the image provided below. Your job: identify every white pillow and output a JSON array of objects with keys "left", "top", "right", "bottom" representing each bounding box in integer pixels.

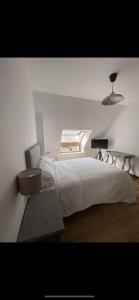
[
  {"left": 40, "top": 155, "right": 56, "bottom": 166},
  {"left": 38, "top": 156, "right": 55, "bottom": 178},
  {"left": 38, "top": 159, "right": 56, "bottom": 190},
  {"left": 42, "top": 169, "right": 55, "bottom": 190}
]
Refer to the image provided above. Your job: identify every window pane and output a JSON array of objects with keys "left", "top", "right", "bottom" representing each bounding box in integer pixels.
[{"left": 60, "top": 130, "right": 85, "bottom": 153}]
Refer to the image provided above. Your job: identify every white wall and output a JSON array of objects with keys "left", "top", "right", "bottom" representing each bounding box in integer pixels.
[
  {"left": 33, "top": 92, "right": 122, "bottom": 158},
  {"left": 0, "top": 59, "right": 37, "bottom": 242},
  {"left": 104, "top": 102, "right": 139, "bottom": 176},
  {"left": 35, "top": 113, "right": 45, "bottom": 155}
]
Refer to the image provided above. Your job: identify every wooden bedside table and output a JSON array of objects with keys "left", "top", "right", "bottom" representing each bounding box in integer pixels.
[{"left": 17, "top": 189, "right": 65, "bottom": 242}]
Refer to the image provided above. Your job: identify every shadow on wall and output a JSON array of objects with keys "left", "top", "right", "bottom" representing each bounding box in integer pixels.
[
  {"left": 0, "top": 177, "right": 17, "bottom": 207},
  {"left": 0, "top": 177, "right": 26, "bottom": 242}
]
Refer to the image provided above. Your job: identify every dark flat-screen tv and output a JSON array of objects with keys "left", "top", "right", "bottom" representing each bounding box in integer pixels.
[{"left": 91, "top": 139, "right": 108, "bottom": 149}]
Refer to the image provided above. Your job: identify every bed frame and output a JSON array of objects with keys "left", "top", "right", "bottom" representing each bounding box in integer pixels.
[{"left": 25, "top": 143, "right": 41, "bottom": 169}]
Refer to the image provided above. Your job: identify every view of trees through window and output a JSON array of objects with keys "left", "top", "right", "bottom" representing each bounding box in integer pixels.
[{"left": 60, "top": 130, "right": 85, "bottom": 153}]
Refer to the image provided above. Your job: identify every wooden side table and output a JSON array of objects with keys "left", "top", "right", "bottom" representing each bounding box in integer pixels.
[{"left": 17, "top": 189, "right": 65, "bottom": 242}]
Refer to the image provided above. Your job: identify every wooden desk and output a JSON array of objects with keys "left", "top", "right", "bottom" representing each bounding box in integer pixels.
[{"left": 106, "top": 151, "right": 135, "bottom": 173}]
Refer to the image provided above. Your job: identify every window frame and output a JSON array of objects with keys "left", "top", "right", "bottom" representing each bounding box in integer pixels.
[{"left": 60, "top": 130, "right": 85, "bottom": 153}]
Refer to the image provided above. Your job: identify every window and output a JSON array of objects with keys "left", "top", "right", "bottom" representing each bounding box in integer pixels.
[{"left": 60, "top": 130, "right": 85, "bottom": 153}]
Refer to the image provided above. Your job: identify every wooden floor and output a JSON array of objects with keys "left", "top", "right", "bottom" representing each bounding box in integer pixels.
[{"left": 63, "top": 175, "right": 139, "bottom": 242}]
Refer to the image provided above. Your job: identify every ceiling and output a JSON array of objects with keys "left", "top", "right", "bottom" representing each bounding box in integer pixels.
[{"left": 27, "top": 58, "right": 139, "bottom": 104}]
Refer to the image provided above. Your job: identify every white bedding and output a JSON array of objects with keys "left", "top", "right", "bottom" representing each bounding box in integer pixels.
[{"left": 40, "top": 157, "right": 136, "bottom": 217}]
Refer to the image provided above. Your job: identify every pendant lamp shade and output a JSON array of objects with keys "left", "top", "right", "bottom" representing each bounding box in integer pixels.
[
  {"left": 102, "top": 91, "right": 124, "bottom": 105},
  {"left": 102, "top": 73, "right": 124, "bottom": 105}
]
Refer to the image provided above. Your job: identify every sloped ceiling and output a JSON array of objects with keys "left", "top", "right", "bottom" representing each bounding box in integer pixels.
[
  {"left": 33, "top": 91, "right": 123, "bottom": 155},
  {"left": 27, "top": 58, "right": 139, "bottom": 154},
  {"left": 27, "top": 58, "right": 139, "bottom": 104}
]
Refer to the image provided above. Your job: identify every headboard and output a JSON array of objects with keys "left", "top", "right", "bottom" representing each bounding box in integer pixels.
[{"left": 25, "top": 143, "right": 41, "bottom": 169}]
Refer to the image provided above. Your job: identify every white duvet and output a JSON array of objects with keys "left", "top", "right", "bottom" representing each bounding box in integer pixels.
[{"left": 40, "top": 157, "right": 136, "bottom": 217}]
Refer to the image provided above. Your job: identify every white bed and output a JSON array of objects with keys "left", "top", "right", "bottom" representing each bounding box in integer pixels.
[{"left": 39, "top": 156, "right": 136, "bottom": 218}]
